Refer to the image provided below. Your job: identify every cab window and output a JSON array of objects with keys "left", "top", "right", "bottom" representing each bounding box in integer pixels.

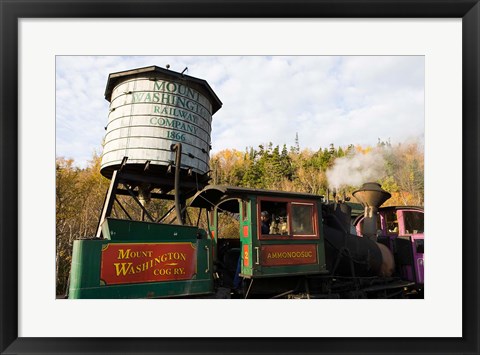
[
  {"left": 385, "top": 210, "right": 399, "bottom": 235},
  {"left": 241, "top": 200, "right": 249, "bottom": 221},
  {"left": 291, "top": 203, "right": 315, "bottom": 236},
  {"left": 403, "top": 211, "right": 424, "bottom": 234}
]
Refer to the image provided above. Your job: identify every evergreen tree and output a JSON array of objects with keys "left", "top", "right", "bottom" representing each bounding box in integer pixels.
[
  {"left": 292, "top": 132, "right": 300, "bottom": 154},
  {"left": 57, "top": 140, "right": 425, "bottom": 294}
]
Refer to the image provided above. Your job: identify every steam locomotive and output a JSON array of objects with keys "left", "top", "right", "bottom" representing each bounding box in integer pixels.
[
  {"left": 67, "top": 66, "right": 424, "bottom": 299},
  {"left": 68, "top": 177, "right": 424, "bottom": 299}
]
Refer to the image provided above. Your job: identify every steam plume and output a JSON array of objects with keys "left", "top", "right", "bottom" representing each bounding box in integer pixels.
[{"left": 326, "top": 149, "right": 386, "bottom": 190}]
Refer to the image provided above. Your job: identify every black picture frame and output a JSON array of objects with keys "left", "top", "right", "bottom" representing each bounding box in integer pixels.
[{"left": 1, "top": 1, "right": 479, "bottom": 354}]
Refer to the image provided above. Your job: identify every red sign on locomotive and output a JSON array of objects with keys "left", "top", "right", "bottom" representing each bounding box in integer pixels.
[
  {"left": 100, "top": 243, "right": 197, "bottom": 285},
  {"left": 260, "top": 244, "right": 317, "bottom": 266}
]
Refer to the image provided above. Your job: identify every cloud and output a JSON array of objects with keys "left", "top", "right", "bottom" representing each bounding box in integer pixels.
[{"left": 55, "top": 55, "right": 424, "bottom": 168}]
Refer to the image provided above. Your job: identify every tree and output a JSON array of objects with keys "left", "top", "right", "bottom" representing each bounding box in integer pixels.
[
  {"left": 56, "top": 157, "right": 82, "bottom": 295},
  {"left": 377, "top": 142, "right": 424, "bottom": 206},
  {"left": 291, "top": 132, "right": 300, "bottom": 154},
  {"left": 56, "top": 154, "right": 110, "bottom": 295},
  {"left": 393, "top": 143, "right": 424, "bottom": 205},
  {"left": 57, "top": 140, "right": 424, "bottom": 294}
]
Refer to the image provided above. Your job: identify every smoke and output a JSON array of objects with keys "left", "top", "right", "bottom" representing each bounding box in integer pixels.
[{"left": 326, "top": 149, "right": 387, "bottom": 190}]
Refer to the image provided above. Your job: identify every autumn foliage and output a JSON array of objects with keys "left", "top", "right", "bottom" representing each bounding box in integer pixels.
[{"left": 56, "top": 139, "right": 423, "bottom": 295}]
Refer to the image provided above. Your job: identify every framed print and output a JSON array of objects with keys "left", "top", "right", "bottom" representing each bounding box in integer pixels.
[{"left": 1, "top": 1, "right": 479, "bottom": 354}]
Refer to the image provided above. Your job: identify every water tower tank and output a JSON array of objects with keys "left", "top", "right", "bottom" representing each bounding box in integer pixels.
[{"left": 100, "top": 66, "right": 222, "bottom": 183}]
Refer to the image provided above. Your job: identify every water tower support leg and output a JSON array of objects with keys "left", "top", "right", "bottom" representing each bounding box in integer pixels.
[{"left": 95, "top": 170, "right": 120, "bottom": 239}]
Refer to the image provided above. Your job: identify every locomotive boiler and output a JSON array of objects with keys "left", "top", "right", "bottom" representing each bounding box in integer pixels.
[{"left": 67, "top": 66, "right": 423, "bottom": 299}]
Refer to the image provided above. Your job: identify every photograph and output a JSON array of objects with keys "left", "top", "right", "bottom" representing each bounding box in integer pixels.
[
  {"left": 56, "top": 55, "right": 425, "bottom": 300},
  {"left": 2, "top": 0, "right": 478, "bottom": 353}
]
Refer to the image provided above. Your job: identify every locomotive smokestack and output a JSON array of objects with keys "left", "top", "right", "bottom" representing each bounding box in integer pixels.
[{"left": 352, "top": 182, "right": 391, "bottom": 240}]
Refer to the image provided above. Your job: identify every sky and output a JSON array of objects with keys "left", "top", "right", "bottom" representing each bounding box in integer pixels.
[{"left": 56, "top": 55, "right": 424, "bottom": 168}]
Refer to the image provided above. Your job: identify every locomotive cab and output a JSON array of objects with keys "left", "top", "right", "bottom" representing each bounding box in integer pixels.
[
  {"left": 191, "top": 185, "right": 328, "bottom": 298},
  {"left": 354, "top": 206, "right": 424, "bottom": 293}
]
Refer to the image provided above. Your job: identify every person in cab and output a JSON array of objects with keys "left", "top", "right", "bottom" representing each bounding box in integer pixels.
[{"left": 261, "top": 211, "right": 271, "bottom": 234}]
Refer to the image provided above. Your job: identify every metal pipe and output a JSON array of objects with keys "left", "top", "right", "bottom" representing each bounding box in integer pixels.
[{"left": 171, "top": 143, "right": 184, "bottom": 225}]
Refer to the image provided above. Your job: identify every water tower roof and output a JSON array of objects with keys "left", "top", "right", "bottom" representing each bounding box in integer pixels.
[{"left": 104, "top": 65, "right": 223, "bottom": 114}]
